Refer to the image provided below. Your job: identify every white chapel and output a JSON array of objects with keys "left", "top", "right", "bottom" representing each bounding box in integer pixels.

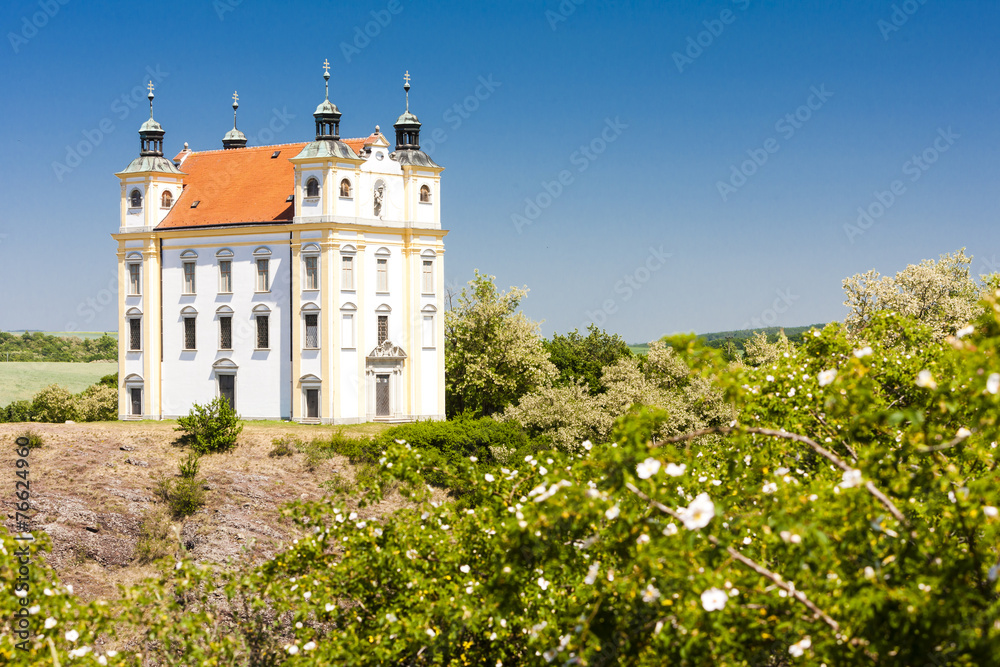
[{"left": 113, "top": 63, "right": 447, "bottom": 423}]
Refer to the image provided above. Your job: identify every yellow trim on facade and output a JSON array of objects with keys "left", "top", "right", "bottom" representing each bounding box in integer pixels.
[{"left": 290, "top": 231, "right": 302, "bottom": 421}]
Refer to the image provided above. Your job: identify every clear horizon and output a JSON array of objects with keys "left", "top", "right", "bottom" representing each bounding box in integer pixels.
[{"left": 1, "top": 0, "right": 997, "bottom": 342}]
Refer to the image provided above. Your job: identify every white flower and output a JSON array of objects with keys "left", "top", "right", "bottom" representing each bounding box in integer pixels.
[
  {"left": 286, "top": 644, "right": 299, "bottom": 655},
  {"left": 762, "top": 482, "right": 778, "bottom": 494},
  {"left": 766, "top": 374, "right": 775, "bottom": 382},
  {"left": 987, "top": 373, "right": 1000, "bottom": 395},
  {"left": 581, "top": 440, "right": 592, "bottom": 451},
  {"left": 664, "top": 463, "right": 686, "bottom": 477},
  {"left": 68, "top": 647, "right": 91, "bottom": 658},
  {"left": 14, "top": 589, "right": 26, "bottom": 598},
  {"left": 818, "top": 369, "right": 837, "bottom": 387},
  {"left": 44, "top": 618, "right": 57, "bottom": 629},
  {"left": 636, "top": 534, "right": 650, "bottom": 545},
  {"left": 854, "top": 346, "right": 873, "bottom": 358},
  {"left": 304, "top": 641, "right": 317, "bottom": 651},
  {"left": 915, "top": 369, "right": 937, "bottom": 389},
  {"left": 678, "top": 493, "right": 715, "bottom": 530},
  {"left": 662, "top": 522, "right": 678, "bottom": 536},
  {"left": 470, "top": 455, "right": 478, "bottom": 462},
  {"left": 405, "top": 549, "right": 418, "bottom": 560},
  {"left": 636, "top": 457, "right": 661, "bottom": 479},
  {"left": 460, "top": 564, "right": 470, "bottom": 573},
  {"left": 983, "top": 506, "right": 998, "bottom": 517},
  {"left": 641, "top": 584, "right": 661, "bottom": 603},
  {"left": 484, "top": 473, "right": 495, "bottom": 482},
  {"left": 789, "top": 637, "right": 812, "bottom": 657},
  {"left": 701, "top": 587, "right": 728, "bottom": 611},
  {"left": 956, "top": 427, "right": 972, "bottom": 438},
  {"left": 65, "top": 629, "right": 79, "bottom": 642},
  {"left": 537, "top": 577, "right": 550, "bottom": 591},
  {"left": 98, "top": 657, "right": 108, "bottom": 666},
  {"left": 743, "top": 536, "right": 752, "bottom": 545},
  {"left": 864, "top": 566, "right": 875, "bottom": 579},
  {"left": 840, "top": 469, "right": 862, "bottom": 489},
  {"left": 28, "top": 605, "right": 39, "bottom": 614},
  {"left": 584, "top": 562, "right": 601, "bottom": 585},
  {"left": 957, "top": 325, "right": 974, "bottom": 338},
  {"left": 303, "top": 591, "right": 311, "bottom": 599},
  {"left": 605, "top": 505, "right": 620, "bottom": 520},
  {"left": 426, "top": 628, "right": 436, "bottom": 638},
  {"left": 325, "top": 603, "right": 335, "bottom": 612}
]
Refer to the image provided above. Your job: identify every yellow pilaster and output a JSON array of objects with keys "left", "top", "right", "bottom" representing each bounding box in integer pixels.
[
  {"left": 322, "top": 232, "right": 337, "bottom": 422},
  {"left": 116, "top": 243, "right": 127, "bottom": 418},
  {"left": 144, "top": 235, "right": 161, "bottom": 418},
  {"left": 291, "top": 232, "right": 301, "bottom": 421},
  {"left": 436, "top": 247, "right": 446, "bottom": 418},
  {"left": 355, "top": 239, "right": 366, "bottom": 421}
]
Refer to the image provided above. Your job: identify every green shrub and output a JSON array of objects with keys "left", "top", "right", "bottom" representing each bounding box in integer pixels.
[
  {"left": 2, "top": 400, "right": 34, "bottom": 423},
  {"left": 167, "top": 477, "right": 206, "bottom": 518},
  {"left": 76, "top": 384, "right": 117, "bottom": 421},
  {"left": 268, "top": 436, "right": 299, "bottom": 458},
  {"left": 15, "top": 430, "right": 44, "bottom": 450},
  {"left": 134, "top": 508, "right": 176, "bottom": 564},
  {"left": 98, "top": 372, "right": 118, "bottom": 388},
  {"left": 175, "top": 397, "right": 243, "bottom": 454},
  {"left": 373, "top": 416, "right": 536, "bottom": 467},
  {"left": 178, "top": 453, "right": 200, "bottom": 479},
  {"left": 31, "top": 384, "right": 79, "bottom": 423}
]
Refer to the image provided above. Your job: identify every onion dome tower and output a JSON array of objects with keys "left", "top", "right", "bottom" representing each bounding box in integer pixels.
[
  {"left": 118, "top": 81, "right": 182, "bottom": 175},
  {"left": 293, "top": 59, "right": 359, "bottom": 160},
  {"left": 390, "top": 72, "right": 439, "bottom": 168},
  {"left": 222, "top": 91, "right": 248, "bottom": 149}
]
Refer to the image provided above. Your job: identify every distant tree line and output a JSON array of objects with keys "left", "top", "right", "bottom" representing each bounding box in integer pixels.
[{"left": 0, "top": 331, "right": 116, "bottom": 362}]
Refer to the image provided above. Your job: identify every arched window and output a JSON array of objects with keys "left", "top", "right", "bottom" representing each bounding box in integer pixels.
[
  {"left": 129, "top": 189, "right": 142, "bottom": 208},
  {"left": 340, "top": 179, "right": 352, "bottom": 198},
  {"left": 161, "top": 191, "right": 173, "bottom": 209},
  {"left": 306, "top": 178, "right": 320, "bottom": 198},
  {"left": 419, "top": 185, "right": 431, "bottom": 203}
]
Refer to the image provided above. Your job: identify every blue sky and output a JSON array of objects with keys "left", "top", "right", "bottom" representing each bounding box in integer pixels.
[{"left": 1, "top": 0, "right": 998, "bottom": 342}]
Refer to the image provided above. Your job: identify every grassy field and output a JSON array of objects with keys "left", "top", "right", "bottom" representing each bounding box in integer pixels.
[{"left": 0, "top": 362, "right": 114, "bottom": 404}]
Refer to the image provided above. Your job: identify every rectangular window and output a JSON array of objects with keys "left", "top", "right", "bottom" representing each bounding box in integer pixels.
[
  {"left": 256, "top": 259, "right": 269, "bottom": 292},
  {"left": 128, "top": 263, "right": 141, "bottom": 295},
  {"left": 219, "top": 260, "right": 232, "bottom": 293},
  {"left": 422, "top": 259, "right": 434, "bottom": 294},
  {"left": 377, "top": 314, "right": 388, "bottom": 345},
  {"left": 129, "top": 318, "right": 141, "bottom": 351},
  {"left": 183, "top": 261, "right": 196, "bottom": 294},
  {"left": 305, "top": 313, "right": 318, "bottom": 348},
  {"left": 341, "top": 255, "right": 354, "bottom": 290},
  {"left": 256, "top": 315, "right": 269, "bottom": 349},
  {"left": 376, "top": 258, "right": 388, "bottom": 292},
  {"left": 184, "top": 317, "right": 196, "bottom": 350},
  {"left": 305, "top": 256, "right": 319, "bottom": 290},
  {"left": 422, "top": 315, "right": 435, "bottom": 348},
  {"left": 341, "top": 314, "right": 355, "bottom": 348},
  {"left": 220, "top": 316, "right": 232, "bottom": 350}
]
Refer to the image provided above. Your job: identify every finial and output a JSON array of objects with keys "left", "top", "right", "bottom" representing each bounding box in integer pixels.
[
  {"left": 323, "top": 58, "right": 331, "bottom": 100},
  {"left": 375, "top": 124, "right": 380, "bottom": 134},
  {"left": 403, "top": 70, "right": 411, "bottom": 112},
  {"left": 147, "top": 80, "right": 155, "bottom": 118},
  {"left": 232, "top": 90, "right": 239, "bottom": 129}
]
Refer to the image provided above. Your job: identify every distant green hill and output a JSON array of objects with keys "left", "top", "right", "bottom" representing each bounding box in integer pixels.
[{"left": 629, "top": 323, "right": 827, "bottom": 356}]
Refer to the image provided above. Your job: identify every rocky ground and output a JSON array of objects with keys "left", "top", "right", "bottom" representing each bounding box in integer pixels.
[{"left": 0, "top": 420, "right": 402, "bottom": 602}]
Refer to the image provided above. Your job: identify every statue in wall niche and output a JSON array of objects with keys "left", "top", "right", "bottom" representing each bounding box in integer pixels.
[{"left": 374, "top": 183, "right": 385, "bottom": 218}]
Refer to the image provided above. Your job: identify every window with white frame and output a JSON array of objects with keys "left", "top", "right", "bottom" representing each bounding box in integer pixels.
[
  {"left": 341, "top": 303, "right": 356, "bottom": 349},
  {"left": 161, "top": 191, "right": 173, "bottom": 209},
  {"left": 376, "top": 258, "right": 388, "bottom": 292},
  {"left": 219, "top": 316, "right": 232, "bottom": 350},
  {"left": 422, "top": 314, "right": 435, "bottom": 348},
  {"left": 183, "top": 261, "right": 196, "bottom": 294},
  {"left": 305, "top": 313, "right": 319, "bottom": 349},
  {"left": 129, "top": 189, "right": 142, "bottom": 208},
  {"left": 304, "top": 255, "right": 319, "bottom": 290},
  {"left": 183, "top": 316, "right": 196, "bottom": 350},
  {"left": 422, "top": 258, "right": 434, "bottom": 294},
  {"left": 128, "top": 262, "right": 141, "bottom": 295},
  {"left": 256, "top": 315, "right": 269, "bottom": 349},
  {"left": 256, "top": 259, "right": 269, "bottom": 292},
  {"left": 377, "top": 314, "right": 388, "bottom": 345},
  {"left": 306, "top": 177, "right": 320, "bottom": 198},
  {"left": 341, "top": 254, "right": 354, "bottom": 290},
  {"left": 219, "top": 260, "right": 232, "bottom": 293},
  {"left": 129, "top": 317, "right": 141, "bottom": 351}
]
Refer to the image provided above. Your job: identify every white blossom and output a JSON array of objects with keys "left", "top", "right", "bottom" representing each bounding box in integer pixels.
[
  {"left": 664, "top": 463, "right": 686, "bottom": 477},
  {"left": 663, "top": 523, "right": 678, "bottom": 536},
  {"left": 854, "top": 346, "right": 873, "bottom": 358},
  {"left": 987, "top": 373, "right": 1000, "bottom": 395},
  {"left": 789, "top": 637, "right": 812, "bottom": 657},
  {"left": 605, "top": 505, "right": 620, "bottom": 520},
  {"left": 818, "top": 369, "right": 837, "bottom": 386},
  {"left": 636, "top": 534, "right": 650, "bottom": 545},
  {"left": 840, "top": 469, "right": 862, "bottom": 489},
  {"left": 44, "top": 618, "right": 57, "bottom": 629},
  {"left": 984, "top": 506, "right": 998, "bottom": 517},
  {"left": 956, "top": 325, "right": 974, "bottom": 338},
  {"left": 484, "top": 473, "right": 495, "bottom": 482},
  {"left": 65, "top": 629, "right": 79, "bottom": 642},
  {"left": 635, "top": 458, "right": 661, "bottom": 479},
  {"left": 700, "top": 587, "right": 727, "bottom": 611},
  {"left": 762, "top": 482, "right": 778, "bottom": 494},
  {"left": 642, "top": 584, "right": 661, "bottom": 603},
  {"left": 678, "top": 493, "right": 715, "bottom": 530},
  {"left": 915, "top": 370, "right": 937, "bottom": 389}
]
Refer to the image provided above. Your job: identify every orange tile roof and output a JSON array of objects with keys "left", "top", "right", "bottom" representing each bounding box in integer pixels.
[{"left": 158, "top": 143, "right": 308, "bottom": 229}]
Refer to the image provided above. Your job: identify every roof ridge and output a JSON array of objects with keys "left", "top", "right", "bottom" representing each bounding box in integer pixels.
[{"left": 178, "top": 141, "right": 309, "bottom": 157}]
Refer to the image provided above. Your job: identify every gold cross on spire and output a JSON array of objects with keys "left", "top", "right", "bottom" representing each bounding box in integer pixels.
[
  {"left": 147, "top": 81, "right": 155, "bottom": 96},
  {"left": 404, "top": 70, "right": 411, "bottom": 87},
  {"left": 323, "top": 59, "right": 330, "bottom": 76},
  {"left": 232, "top": 90, "right": 239, "bottom": 106}
]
